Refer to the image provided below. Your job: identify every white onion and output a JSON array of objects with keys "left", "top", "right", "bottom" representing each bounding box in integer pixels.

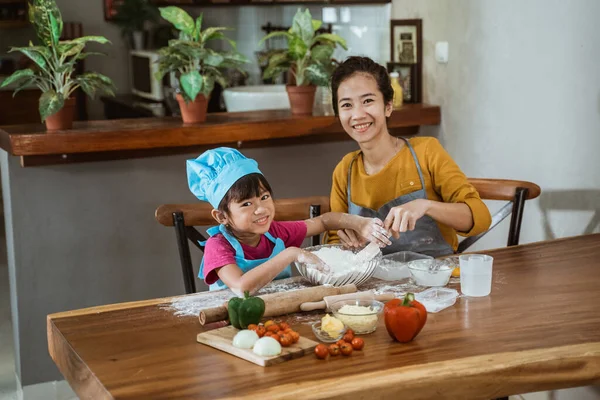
[
  {"left": 252, "top": 337, "right": 282, "bottom": 357},
  {"left": 232, "top": 330, "right": 259, "bottom": 349}
]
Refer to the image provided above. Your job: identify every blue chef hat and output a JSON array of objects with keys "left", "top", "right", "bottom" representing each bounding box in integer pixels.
[{"left": 187, "top": 147, "right": 263, "bottom": 209}]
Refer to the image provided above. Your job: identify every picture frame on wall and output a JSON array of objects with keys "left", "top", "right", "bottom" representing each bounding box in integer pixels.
[
  {"left": 104, "top": 0, "right": 121, "bottom": 21},
  {"left": 390, "top": 19, "right": 422, "bottom": 102},
  {"left": 387, "top": 63, "right": 419, "bottom": 103}
]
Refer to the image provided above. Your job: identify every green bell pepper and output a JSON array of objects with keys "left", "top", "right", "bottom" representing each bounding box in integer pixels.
[{"left": 227, "top": 291, "right": 266, "bottom": 329}]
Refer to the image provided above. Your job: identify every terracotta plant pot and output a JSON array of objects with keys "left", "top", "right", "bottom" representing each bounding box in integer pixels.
[
  {"left": 45, "top": 98, "right": 76, "bottom": 131},
  {"left": 176, "top": 93, "right": 208, "bottom": 124},
  {"left": 286, "top": 85, "right": 317, "bottom": 116}
]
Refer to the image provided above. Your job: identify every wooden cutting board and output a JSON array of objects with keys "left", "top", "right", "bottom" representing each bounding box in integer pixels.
[{"left": 197, "top": 326, "right": 318, "bottom": 367}]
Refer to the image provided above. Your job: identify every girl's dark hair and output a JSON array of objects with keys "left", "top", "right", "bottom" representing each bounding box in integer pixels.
[
  {"left": 330, "top": 56, "right": 394, "bottom": 116},
  {"left": 218, "top": 173, "right": 273, "bottom": 214}
]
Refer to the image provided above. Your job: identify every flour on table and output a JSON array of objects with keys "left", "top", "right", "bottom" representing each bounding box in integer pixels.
[
  {"left": 161, "top": 290, "right": 236, "bottom": 317},
  {"left": 162, "top": 279, "right": 312, "bottom": 317}
]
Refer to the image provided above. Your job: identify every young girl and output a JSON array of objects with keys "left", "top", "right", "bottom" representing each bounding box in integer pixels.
[
  {"left": 187, "top": 147, "right": 390, "bottom": 295},
  {"left": 327, "top": 56, "right": 492, "bottom": 257}
]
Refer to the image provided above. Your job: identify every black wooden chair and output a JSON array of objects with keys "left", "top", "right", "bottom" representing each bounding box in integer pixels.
[
  {"left": 458, "top": 178, "right": 541, "bottom": 253},
  {"left": 155, "top": 196, "right": 330, "bottom": 294}
]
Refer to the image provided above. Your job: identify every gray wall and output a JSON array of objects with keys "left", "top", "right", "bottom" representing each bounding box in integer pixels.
[{"left": 1, "top": 141, "right": 358, "bottom": 385}]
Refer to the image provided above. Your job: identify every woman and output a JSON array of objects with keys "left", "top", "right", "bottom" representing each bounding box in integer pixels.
[{"left": 326, "top": 56, "right": 491, "bottom": 257}]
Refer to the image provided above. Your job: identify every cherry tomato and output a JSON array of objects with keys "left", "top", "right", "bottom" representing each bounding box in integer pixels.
[
  {"left": 268, "top": 333, "right": 281, "bottom": 343},
  {"left": 336, "top": 339, "right": 346, "bottom": 347},
  {"left": 289, "top": 331, "right": 300, "bottom": 343},
  {"left": 351, "top": 337, "right": 365, "bottom": 350},
  {"left": 340, "top": 342, "right": 353, "bottom": 356},
  {"left": 247, "top": 324, "right": 258, "bottom": 331},
  {"left": 315, "top": 344, "right": 328, "bottom": 359},
  {"left": 342, "top": 331, "right": 354, "bottom": 343},
  {"left": 279, "top": 322, "right": 290, "bottom": 331},
  {"left": 266, "top": 324, "right": 280, "bottom": 333},
  {"left": 328, "top": 344, "right": 340, "bottom": 356},
  {"left": 279, "top": 333, "right": 293, "bottom": 347},
  {"left": 255, "top": 326, "right": 266, "bottom": 338}
]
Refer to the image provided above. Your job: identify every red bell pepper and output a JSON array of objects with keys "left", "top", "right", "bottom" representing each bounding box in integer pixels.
[{"left": 384, "top": 293, "right": 427, "bottom": 343}]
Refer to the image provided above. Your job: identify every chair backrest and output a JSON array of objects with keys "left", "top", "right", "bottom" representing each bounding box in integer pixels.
[
  {"left": 155, "top": 196, "right": 330, "bottom": 293},
  {"left": 459, "top": 178, "right": 541, "bottom": 253}
]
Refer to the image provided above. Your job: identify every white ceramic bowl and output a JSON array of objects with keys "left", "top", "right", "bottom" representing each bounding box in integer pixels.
[
  {"left": 408, "top": 259, "right": 453, "bottom": 287},
  {"left": 292, "top": 244, "right": 380, "bottom": 287}
]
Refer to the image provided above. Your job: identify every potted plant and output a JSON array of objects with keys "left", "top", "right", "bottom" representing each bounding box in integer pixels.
[
  {"left": 112, "top": 0, "right": 159, "bottom": 50},
  {"left": 156, "top": 6, "right": 248, "bottom": 124},
  {"left": 259, "top": 9, "right": 347, "bottom": 115},
  {"left": 0, "top": 0, "right": 115, "bottom": 131}
]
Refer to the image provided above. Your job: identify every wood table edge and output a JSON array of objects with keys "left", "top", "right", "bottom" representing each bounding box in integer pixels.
[
  {"left": 47, "top": 295, "right": 181, "bottom": 320},
  {"left": 236, "top": 342, "right": 600, "bottom": 400},
  {"left": 47, "top": 316, "right": 113, "bottom": 399}
]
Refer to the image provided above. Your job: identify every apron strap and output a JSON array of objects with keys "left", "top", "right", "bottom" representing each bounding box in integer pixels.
[{"left": 346, "top": 152, "right": 361, "bottom": 206}]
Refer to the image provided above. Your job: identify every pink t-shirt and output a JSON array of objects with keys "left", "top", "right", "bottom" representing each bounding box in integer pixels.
[{"left": 202, "top": 220, "right": 308, "bottom": 285}]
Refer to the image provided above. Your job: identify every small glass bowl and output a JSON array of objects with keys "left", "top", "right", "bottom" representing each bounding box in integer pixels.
[
  {"left": 311, "top": 321, "right": 347, "bottom": 343},
  {"left": 329, "top": 299, "right": 384, "bottom": 334}
]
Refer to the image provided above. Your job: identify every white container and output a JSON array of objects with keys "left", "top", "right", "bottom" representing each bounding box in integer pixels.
[
  {"left": 415, "top": 288, "right": 459, "bottom": 313},
  {"left": 407, "top": 259, "right": 453, "bottom": 287},
  {"left": 222, "top": 85, "right": 290, "bottom": 112},
  {"left": 374, "top": 251, "right": 432, "bottom": 281},
  {"left": 459, "top": 254, "right": 493, "bottom": 297}
]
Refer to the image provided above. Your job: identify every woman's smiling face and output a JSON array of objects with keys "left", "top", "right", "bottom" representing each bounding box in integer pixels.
[{"left": 336, "top": 72, "right": 393, "bottom": 145}]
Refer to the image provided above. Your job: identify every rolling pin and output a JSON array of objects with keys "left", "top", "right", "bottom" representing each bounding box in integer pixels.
[
  {"left": 299, "top": 291, "right": 395, "bottom": 312},
  {"left": 199, "top": 284, "right": 358, "bottom": 325}
]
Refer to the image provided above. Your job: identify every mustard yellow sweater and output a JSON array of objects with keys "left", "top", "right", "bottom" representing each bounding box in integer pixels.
[{"left": 327, "top": 137, "right": 491, "bottom": 252}]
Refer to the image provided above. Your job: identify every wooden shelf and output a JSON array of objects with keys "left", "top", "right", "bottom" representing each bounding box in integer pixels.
[{"left": 0, "top": 103, "right": 441, "bottom": 167}]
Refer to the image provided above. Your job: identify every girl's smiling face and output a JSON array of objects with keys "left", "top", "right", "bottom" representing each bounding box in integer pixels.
[
  {"left": 336, "top": 72, "right": 393, "bottom": 145},
  {"left": 222, "top": 188, "right": 275, "bottom": 244}
]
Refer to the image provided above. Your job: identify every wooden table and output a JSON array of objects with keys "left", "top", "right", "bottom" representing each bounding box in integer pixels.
[{"left": 47, "top": 235, "right": 600, "bottom": 399}]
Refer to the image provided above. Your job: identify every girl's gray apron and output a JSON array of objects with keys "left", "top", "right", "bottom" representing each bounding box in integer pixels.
[{"left": 347, "top": 137, "right": 454, "bottom": 258}]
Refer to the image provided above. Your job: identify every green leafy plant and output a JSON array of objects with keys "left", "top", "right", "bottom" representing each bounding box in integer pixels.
[
  {"left": 156, "top": 6, "right": 248, "bottom": 103},
  {"left": 112, "top": 0, "right": 159, "bottom": 39},
  {"left": 259, "top": 9, "right": 347, "bottom": 87},
  {"left": 0, "top": 0, "right": 115, "bottom": 122}
]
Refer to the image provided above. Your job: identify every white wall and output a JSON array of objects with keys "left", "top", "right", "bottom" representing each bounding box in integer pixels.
[{"left": 393, "top": 0, "right": 600, "bottom": 250}]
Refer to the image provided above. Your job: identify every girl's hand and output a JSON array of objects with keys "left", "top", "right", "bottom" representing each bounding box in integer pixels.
[
  {"left": 295, "top": 248, "right": 330, "bottom": 273},
  {"left": 383, "top": 199, "right": 430, "bottom": 239}
]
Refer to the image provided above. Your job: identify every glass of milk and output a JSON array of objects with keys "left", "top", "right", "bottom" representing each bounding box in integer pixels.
[{"left": 459, "top": 254, "right": 494, "bottom": 297}]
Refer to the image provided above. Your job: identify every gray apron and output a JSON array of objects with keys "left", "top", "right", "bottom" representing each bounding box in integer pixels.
[{"left": 347, "top": 137, "right": 454, "bottom": 258}]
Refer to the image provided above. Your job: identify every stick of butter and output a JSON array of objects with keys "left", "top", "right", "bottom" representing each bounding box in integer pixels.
[{"left": 321, "top": 314, "right": 344, "bottom": 338}]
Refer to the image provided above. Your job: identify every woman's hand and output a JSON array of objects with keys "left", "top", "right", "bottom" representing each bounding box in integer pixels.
[
  {"left": 338, "top": 217, "right": 391, "bottom": 248},
  {"left": 383, "top": 199, "right": 430, "bottom": 239}
]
